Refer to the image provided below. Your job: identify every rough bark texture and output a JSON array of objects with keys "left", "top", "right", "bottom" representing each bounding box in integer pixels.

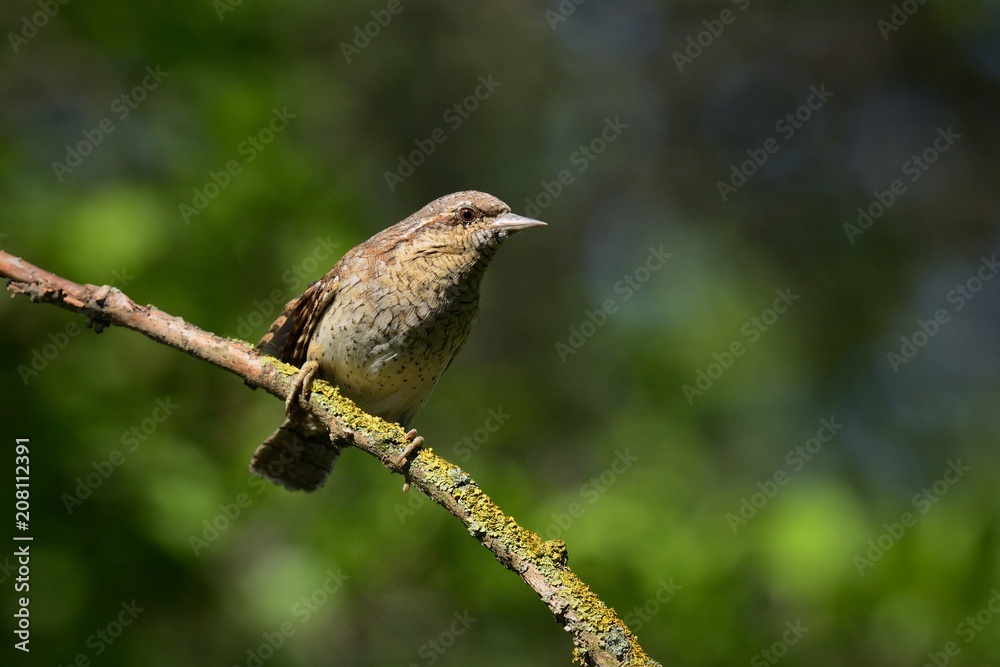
[{"left": 1, "top": 250, "right": 662, "bottom": 667}]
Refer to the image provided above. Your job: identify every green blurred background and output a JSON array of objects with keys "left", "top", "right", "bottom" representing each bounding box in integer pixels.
[{"left": 2, "top": 1, "right": 1000, "bottom": 665}]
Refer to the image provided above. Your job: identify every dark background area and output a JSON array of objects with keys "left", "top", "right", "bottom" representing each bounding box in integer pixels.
[{"left": 2, "top": 1, "right": 999, "bottom": 665}]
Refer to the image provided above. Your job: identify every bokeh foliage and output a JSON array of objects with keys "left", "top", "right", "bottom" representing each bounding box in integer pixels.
[{"left": 2, "top": 1, "right": 999, "bottom": 666}]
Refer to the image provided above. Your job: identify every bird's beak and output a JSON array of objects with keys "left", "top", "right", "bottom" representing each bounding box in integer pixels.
[{"left": 492, "top": 212, "right": 547, "bottom": 233}]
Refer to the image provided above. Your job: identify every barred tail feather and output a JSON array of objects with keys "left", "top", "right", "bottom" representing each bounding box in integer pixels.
[{"left": 250, "top": 418, "right": 341, "bottom": 491}]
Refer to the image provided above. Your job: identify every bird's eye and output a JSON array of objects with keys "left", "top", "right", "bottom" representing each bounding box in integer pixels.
[{"left": 457, "top": 207, "right": 476, "bottom": 223}]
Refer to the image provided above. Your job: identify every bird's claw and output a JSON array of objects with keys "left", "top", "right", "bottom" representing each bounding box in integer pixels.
[
  {"left": 394, "top": 429, "right": 425, "bottom": 492},
  {"left": 285, "top": 360, "right": 320, "bottom": 417}
]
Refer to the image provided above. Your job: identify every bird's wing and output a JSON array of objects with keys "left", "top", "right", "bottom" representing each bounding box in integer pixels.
[{"left": 256, "top": 272, "right": 340, "bottom": 366}]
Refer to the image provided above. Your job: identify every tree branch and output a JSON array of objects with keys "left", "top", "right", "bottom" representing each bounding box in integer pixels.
[{"left": 1, "top": 249, "right": 661, "bottom": 667}]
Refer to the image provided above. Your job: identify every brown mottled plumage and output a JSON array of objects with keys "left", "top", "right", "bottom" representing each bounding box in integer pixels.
[{"left": 250, "top": 191, "right": 545, "bottom": 490}]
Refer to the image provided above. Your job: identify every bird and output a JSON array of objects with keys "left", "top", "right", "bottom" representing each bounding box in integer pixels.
[{"left": 250, "top": 191, "right": 545, "bottom": 491}]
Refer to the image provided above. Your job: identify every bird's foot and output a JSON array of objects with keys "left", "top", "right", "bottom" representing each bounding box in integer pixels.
[
  {"left": 394, "top": 429, "right": 425, "bottom": 492},
  {"left": 285, "top": 360, "right": 320, "bottom": 417}
]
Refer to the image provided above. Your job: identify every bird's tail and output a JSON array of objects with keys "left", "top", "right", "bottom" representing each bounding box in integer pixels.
[{"left": 250, "top": 415, "right": 341, "bottom": 491}]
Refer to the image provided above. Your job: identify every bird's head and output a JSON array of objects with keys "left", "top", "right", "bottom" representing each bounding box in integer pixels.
[{"left": 386, "top": 191, "right": 546, "bottom": 269}]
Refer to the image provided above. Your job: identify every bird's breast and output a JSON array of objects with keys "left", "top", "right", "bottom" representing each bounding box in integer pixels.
[{"left": 307, "top": 270, "right": 481, "bottom": 426}]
